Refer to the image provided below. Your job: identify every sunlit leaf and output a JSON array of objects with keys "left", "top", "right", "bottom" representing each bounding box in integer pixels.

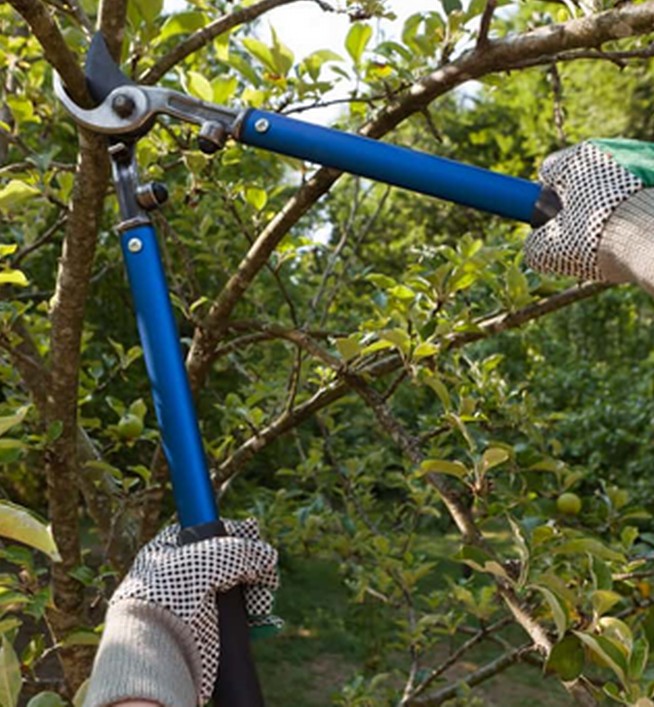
[
  {"left": 0, "top": 180, "right": 40, "bottom": 211},
  {"left": 185, "top": 71, "right": 213, "bottom": 102},
  {"left": 0, "top": 406, "right": 30, "bottom": 437},
  {"left": 532, "top": 584, "right": 568, "bottom": 640},
  {"left": 480, "top": 447, "right": 509, "bottom": 473},
  {"left": 0, "top": 635, "right": 21, "bottom": 707},
  {"left": 157, "top": 11, "right": 206, "bottom": 43},
  {"left": 0, "top": 501, "right": 61, "bottom": 561},
  {"left": 419, "top": 458, "right": 468, "bottom": 479},
  {"left": 346, "top": 23, "right": 372, "bottom": 65}
]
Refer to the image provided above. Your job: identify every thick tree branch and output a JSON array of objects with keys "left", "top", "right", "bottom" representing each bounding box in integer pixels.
[
  {"left": 7, "top": 0, "right": 89, "bottom": 106},
  {"left": 98, "top": 0, "right": 128, "bottom": 61},
  {"left": 141, "top": 0, "right": 306, "bottom": 85},
  {"left": 45, "top": 128, "right": 110, "bottom": 694}
]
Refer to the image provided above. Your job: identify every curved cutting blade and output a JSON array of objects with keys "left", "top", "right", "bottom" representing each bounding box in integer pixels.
[{"left": 85, "top": 33, "right": 135, "bottom": 105}]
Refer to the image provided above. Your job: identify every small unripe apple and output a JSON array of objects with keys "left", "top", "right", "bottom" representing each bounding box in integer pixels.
[
  {"left": 117, "top": 413, "right": 144, "bottom": 440},
  {"left": 556, "top": 492, "right": 582, "bottom": 516}
]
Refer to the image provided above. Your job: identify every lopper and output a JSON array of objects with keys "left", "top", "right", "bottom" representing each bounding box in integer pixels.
[{"left": 54, "top": 32, "right": 562, "bottom": 706}]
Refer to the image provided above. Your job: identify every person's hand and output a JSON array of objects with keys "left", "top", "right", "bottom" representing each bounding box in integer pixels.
[
  {"left": 84, "top": 519, "right": 279, "bottom": 707},
  {"left": 524, "top": 139, "right": 654, "bottom": 294}
]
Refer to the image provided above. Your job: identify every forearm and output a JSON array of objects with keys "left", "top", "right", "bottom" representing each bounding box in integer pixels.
[{"left": 84, "top": 600, "right": 201, "bottom": 707}]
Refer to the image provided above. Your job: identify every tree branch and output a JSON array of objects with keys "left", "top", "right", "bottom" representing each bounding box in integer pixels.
[
  {"left": 7, "top": 0, "right": 89, "bottom": 106},
  {"left": 98, "top": 0, "right": 128, "bottom": 61},
  {"left": 408, "top": 643, "right": 535, "bottom": 706},
  {"left": 44, "top": 126, "right": 110, "bottom": 694},
  {"left": 141, "top": 0, "right": 306, "bottom": 85}
]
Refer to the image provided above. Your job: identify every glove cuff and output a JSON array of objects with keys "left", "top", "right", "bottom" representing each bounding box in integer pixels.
[
  {"left": 83, "top": 599, "right": 202, "bottom": 707},
  {"left": 599, "top": 188, "right": 654, "bottom": 295}
]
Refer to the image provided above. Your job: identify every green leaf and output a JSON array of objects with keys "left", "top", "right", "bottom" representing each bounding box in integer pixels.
[
  {"left": 598, "top": 616, "right": 633, "bottom": 654},
  {"left": 574, "top": 631, "right": 627, "bottom": 682},
  {"left": 0, "top": 245, "right": 17, "bottom": 258},
  {"left": 480, "top": 447, "right": 509, "bottom": 473},
  {"left": 244, "top": 186, "right": 267, "bottom": 211},
  {"left": 26, "top": 692, "right": 68, "bottom": 707},
  {"left": 345, "top": 23, "right": 372, "bottom": 65},
  {"left": 212, "top": 76, "right": 238, "bottom": 104},
  {"left": 413, "top": 341, "right": 439, "bottom": 359},
  {"left": 0, "top": 269, "right": 28, "bottom": 287},
  {"left": 243, "top": 38, "right": 277, "bottom": 74},
  {"left": 61, "top": 629, "right": 100, "bottom": 647},
  {"left": 532, "top": 584, "right": 568, "bottom": 640},
  {"left": 0, "top": 406, "right": 29, "bottom": 437},
  {"left": 419, "top": 458, "right": 468, "bottom": 479},
  {"left": 72, "top": 680, "right": 89, "bottom": 707},
  {"left": 380, "top": 328, "right": 411, "bottom": 354},
  {"left": 302, "top": 49, "right": 343, "bottom": 80},
  {"left": 132, "top": 0, "right": 163, "bottom": 24},
  {"left": 442, "top": 0, "right": 463, "bottom": 14},
  {"left": 553, "top": 538, "right": 625, "bottom": 563},
  {"left": 0, "top": 635, "right": 21, "bottom": 707},
  {"left": 506, "top": 263, "right": 531, "bottom": 307},
  {"left": 0, "top": 501, "right": 60, "bottom": 561},
  {"left": 335, "top": 336, "right": 361, "bottom": 361},
  {"left": 0, "top": 180, "right": 40, "bottom": 211},
  {"left": 457, "top": 546, "right": 512, "bottom": 582},
  {"left": 270, "top": 27, "right": 294, "bottom": 77},
  {"left": 545, "top": 634, "right": 584, "bottom": 681},
  {"left": 185, "top": 71, "right": 213, "bottom": 102},
  {"left": 591, "top": 590, "right": 622, "bottom": 618},
  {"left": 590, "top": 555, "right": 613, "bottom": 591},
  {"left": 424, "top": 375, "right": 451, "bottom": 410},
  {"left": 389, "top": 284, "right": 415, "bottom": 301},
  {"left": 628, "top": 637, "right": 649, "bottom": 680},
  {"left": 157, "top": 11, "right": 206, "bottom": 43}
]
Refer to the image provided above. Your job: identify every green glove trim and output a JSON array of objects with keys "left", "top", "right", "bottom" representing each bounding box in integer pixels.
[
  {"left": 591, "top": 138, "right": 654, "bottom": 187},
  {"left": 248, "top": 614, "right": 284, "bottom": 640}
]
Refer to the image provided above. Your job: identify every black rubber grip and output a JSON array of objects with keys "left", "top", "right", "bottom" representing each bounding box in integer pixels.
[
  {"left": 530, "top": 185, "right": 563, "bottom": 227},
  {"left": 180, "top": 520, "right": 265, "bottom": 707}
]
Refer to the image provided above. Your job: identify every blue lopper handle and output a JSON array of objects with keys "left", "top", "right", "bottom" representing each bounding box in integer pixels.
[{"left": 238, "top": 109, "right": 558, "bottom": 226}]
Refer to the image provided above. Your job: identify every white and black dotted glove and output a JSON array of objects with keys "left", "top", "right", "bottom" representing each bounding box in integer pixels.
[
  {"left": 84, "top": 518, "right": 280, "bottom": 707},
  {"left": 524, "top": 139, "right": 654, "bottom": 294}
]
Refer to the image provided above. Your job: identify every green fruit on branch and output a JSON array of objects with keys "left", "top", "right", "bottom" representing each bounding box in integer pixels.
[
  {"left": 556, "top": 492, "right": 582, "bottom": 516},
  {"left": 117, "top": 413, "right": 144, "bottom": 440}
]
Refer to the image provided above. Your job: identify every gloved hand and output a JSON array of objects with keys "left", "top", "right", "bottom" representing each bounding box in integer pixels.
[
  {"left": 524, "top": 138, "right": 654, "bottom": 294},
  {"left": 84, "top": 518, "right": 280, "bottom": 707}
]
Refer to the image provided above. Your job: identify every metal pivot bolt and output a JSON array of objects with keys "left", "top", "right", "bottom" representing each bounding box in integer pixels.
[
  {"left": 254, "top": 118, "right": 269, "bottom": 133},
  {"left": 112, "top": 93, "right": 136, "bottom": 119},
  {"left": 127, "top": 237, "right": 143, "bottom": 253}
]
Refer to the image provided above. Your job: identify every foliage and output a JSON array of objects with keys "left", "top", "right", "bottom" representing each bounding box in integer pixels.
[{"left": 2, "top": 0, "right": 654, "bottom": 705}]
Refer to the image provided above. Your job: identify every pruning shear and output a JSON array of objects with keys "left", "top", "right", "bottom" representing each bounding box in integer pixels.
[{"left": 54, "top": 32, "right": 562, "bottom": 707}]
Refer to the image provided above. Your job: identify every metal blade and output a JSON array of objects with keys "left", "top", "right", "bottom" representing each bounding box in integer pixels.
[{"left": 85, "top": 33, "right": 135, "bottom": 105}]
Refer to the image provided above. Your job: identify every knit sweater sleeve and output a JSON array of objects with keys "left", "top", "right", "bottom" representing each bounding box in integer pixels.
[
  {"left": 598, "top": 189, "right": 654, "bottom": 296},
  {"left": 83, "top": 600, "right": 202, "bottom": 707}
]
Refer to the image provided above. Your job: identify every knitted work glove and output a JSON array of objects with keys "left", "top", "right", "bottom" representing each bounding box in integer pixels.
[
  {"left": 524, "top": 139, "right": 654, "bottom": 292},
  {"left": 84, "top": 519, "right": 279, "bottom": 707}
]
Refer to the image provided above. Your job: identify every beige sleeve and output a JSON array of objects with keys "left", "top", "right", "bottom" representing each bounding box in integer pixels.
[
  {"left": 598, "top": 189, "right": 654, "bottom": 296},
  {"left": 83, "top": 600, "right": 202, "bottom": 707}
]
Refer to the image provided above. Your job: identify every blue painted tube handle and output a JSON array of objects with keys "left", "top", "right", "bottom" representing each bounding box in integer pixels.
[
  {"left": 120, "top": 223, "right": 265, "bottom": 706},
  {"left": 238, "top": 109, "right": 558, "bottom": 225},
  {"left": 120, "top": 223, "right": 217, "bottom": 528}
]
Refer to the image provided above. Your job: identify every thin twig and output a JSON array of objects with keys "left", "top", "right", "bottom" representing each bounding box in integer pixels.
[{"left": 477, "top": 0, "right": 497, "bottom": 47}]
